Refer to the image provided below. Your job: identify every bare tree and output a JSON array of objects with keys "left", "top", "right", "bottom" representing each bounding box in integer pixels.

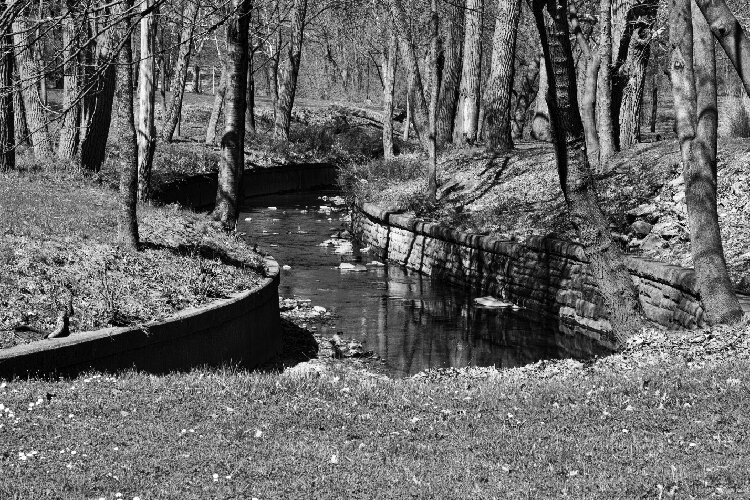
[
  {"left": 596, "top": 0, "right": 616, "bottom": 161},
  {"left": 427, "top": 0, "right": 439, "bottom": 200},
  {"left": 668, "top": 0, "right": 743, "bottom": 324},
  {"left": 274, "top": 0, "right": 307, "bottom": 141},
  {"left": 435, "top": 0, "right": 464, "bottom": 146},
  {"left": 530, "top": 53, "right": 552, "bottom": 141},
  {"left": 382, "top": 25, "right": 397, "bottom": 161},
  {"left": 456, "top": 0, "right": 482, "bottom": 144},
  {"left": 482, "top": 0, "right": 522, "bottom": 152},
  {"left": 0, "top": 1, "right": 12, "bottom": 170},
  {"left": 213, "top": 0, "right": 250, "bottom": 228},
  {"left": 206, "top": 58, "right": 227, "bottom": 145},
  {"left": 137, "top": 0, "right": 157, "bottom": 200},
  {"left": 57, "top": 0, "right": 81, "bottom": 160},
  {"left": 532, "top": 0, "right": 644, "bottom": 342}
]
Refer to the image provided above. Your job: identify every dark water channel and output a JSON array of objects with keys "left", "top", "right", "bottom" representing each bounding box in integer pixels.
[{"left": 239, "top": 191, "right": 608, "bottom": 377}]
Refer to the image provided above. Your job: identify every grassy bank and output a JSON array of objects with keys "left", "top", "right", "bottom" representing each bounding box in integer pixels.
[
  {"left": 0, "top": 169, "right": 264, "bottom": 349},
  {"left": 1, "top": 320, "right": 749, "bottom": 498}
]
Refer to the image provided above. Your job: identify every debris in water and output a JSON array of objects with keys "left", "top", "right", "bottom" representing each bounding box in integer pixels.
[{"left": 473, "top": 296, "right": 514, "bottom": 308}]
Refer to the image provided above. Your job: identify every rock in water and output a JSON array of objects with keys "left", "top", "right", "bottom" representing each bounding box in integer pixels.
[
  {"left": 473, "top": 296, "right": 513, "bottom": 308},
  {"left": 339, "top": 263, "right": 367, "bottom": 272}
]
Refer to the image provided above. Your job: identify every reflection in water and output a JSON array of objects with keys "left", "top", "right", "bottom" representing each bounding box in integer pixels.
[{"left": 240, "top": 191, "right": 609, "bottom": 377}]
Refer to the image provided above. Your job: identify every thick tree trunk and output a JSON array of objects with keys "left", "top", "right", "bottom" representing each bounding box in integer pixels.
[
  {"left": 274, "top": 0, "right": 306, "bottom": 141},
  {"left": 694, "top": 0, "right": 750, "bottom": 97},
  {"left": 456, "top": 0, "right": 482, "bottom": 144},
  {"left": 388, "top": 0, "right": 430, "bottom": 150},
  {"left": 12, "top": 72, "right": 28, "bottom": 147},
  {"left": 213, "top": 0, "right": 250, "bottom": 228},
  {"left": 532, "top": 0, "right": 644, "bottom": 343},
  {"left": 206, "top": 60, "right": 227, "bottom": 145},
  {"left": 13, "top": 16, "right": 52, "bottom": 158},
  {"left": 137, "top": 0, "right": 157, "bottom": 201},
  {"left": 668, "top": 0, "right": 742, "bottom": 324},
  {"left": 511, "top": 59, "right": 538, "bottom": 140},
  {"left": 435, "top": 0, "right": 464, "bottom": 146},
  {"left": 57, "top": 0, "right": 80, "bottom": 160},
  {"left": 483, "top": 0, "right": 522, "bottom": 152},
  {"left": 161, "top": 0, "right": 198, "bottom": 142},
  {"left": 582, "top": 54, "right": 601, "bottom": 165},
  {"left": 382, "top": 28, "right": 397, "bottom": 161},
  {"left": 531, "top": 54, "right": 552, "bottom": 141},
  {"left": 193, "top": 65, "right": 200, "bottom": 93},
  {"left": 596, "top": 0, "right": 617, "bottom": 161},
  {"left": 116, "top": 0, "right": 139, "bottom": 249},
  {"left": 0, "top": 7, "right": 13, "bottom": 170},
  {"left": 80, "top": 21, "right": 117, "bottom": 173},
  {"left": 427, "top": 0, "right": 439, "bottom": 201}
]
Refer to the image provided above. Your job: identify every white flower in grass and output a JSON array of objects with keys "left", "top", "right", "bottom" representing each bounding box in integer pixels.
[
  {"left": 330, "top": 454, "right": 338, "bottom": 464},
  {"left": 212, "top": 473, "right": 219, "bottom": 482},
  {"left": 254, "top": 429, "right": 263, "bottom": 438}
]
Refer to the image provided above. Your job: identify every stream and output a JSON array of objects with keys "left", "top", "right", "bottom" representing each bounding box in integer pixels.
[{"left": 239, "top": 191, "right": 608, "bottom": 377}]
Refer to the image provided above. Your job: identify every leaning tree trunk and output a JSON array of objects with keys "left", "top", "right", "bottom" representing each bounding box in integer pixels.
[
  {"left": 532, "top": 0, "right": 644, "bottom": 343},
  {"left": 273, "top": 0, "right": 307, "bottom": 141},
  {"left": 388, "top": 0, "right": 430, "bottom": 150},
  {"left": 456, "top": 0, "right": 482, "bottom": 144},
  {"left": 213, "top": 0, "right": 250, "bottom": 228},
  {"left": 206, "top": 59, "right": 227, "bottom": 145},
  {"left": 80, "top": 22, "right": 117, "bottom": 173},
  {"left": 137, "top": 0, "right": 157, "bottom": 201},
  {"left": 382, "top": 27, "right": 397, "bottom": 161},
  {"left": 694, "top": 0, "right": 750, "bottom": 98},
  {"left": 531, "top": 54, "right": 552, "bottom": 141},
  {"left": 161, "top": 0, "right": 199, "bottom": 142},
  {"left": 582, "top": 54, "right": 601, "bottom": 165},
  {"left": 13, "top": 16, "right": 52, "bottom": 158},
  {"left": 116, "top": 0, "right": 139, "bottom": 249},
  {"left": 435, "top": 0, "right": 464, "bottom": 146},
  {"left": 668, "top": 0, "right": 742, "bottom": 324},
  {"left": 483, "top": 0, "right": 522, "bottom": 152},
  {"left": 596, "top": 0, "right": 617, "bottom": 161},
  {"left": 511, "top": 59, "right": 539, "bottom": 140},
  {"left": 57, "top": 0, "right": 81, "bottom": 160},
  {"left": 0, "top": 7, "right": 13, "bottom": 170}
]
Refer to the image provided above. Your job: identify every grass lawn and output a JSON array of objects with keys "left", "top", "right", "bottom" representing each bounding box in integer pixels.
[{"left": 1, "top": 336, "right": 749, "bottom": 499}]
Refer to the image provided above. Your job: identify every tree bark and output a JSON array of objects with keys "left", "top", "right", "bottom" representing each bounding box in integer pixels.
[
  {"left": 12, "top": 71, "right": 28, "bottom": 147},
  {"left": 582, "top": 54, "right": 601, "bottom": 165},
  {"left": 427, "top": 0, "right": 439, "bottom": 201},
  {"left": 483, "top": 0, "right": 522, "bottom": 152},
  {"left": 388, "top": 0, "right": 430, "bottom": 150},
  {"left": 273, "top": 0, "right": 306, "bottom": 141},
  {"left": 80, "top": 16, "right": 117, "bottom": 173},
  {"left": 117, "top": 0, "right": 139, "bottom": 249},
  {"left": 456, "top": 0, "right": 482, "bottom": 144},
  {"left": 137, "top": 0, "right": 157, "bottom": 201},
  {"left": 206, "top": 59, "right": 227, "bottom": 145},
  {"left": 596, "top": 0, "right": 617, "bottom": 161},
  {"left": 57, "top": 0, "right": 81, "bottom": 160},
  {"left": 649, "top": 70, "right": 657, "bottom": 132},
  {"left": 246, "top": 45, "right": 256, "bottom": 135},
  {"left": 161, "top": 0, "right": 199, "bottom": 142},
  {"left": 532, "top": 0, "right": 644, "bottom": 343},
  {"left": 402, "top": 88, "right": 411, "bottom": 141},
  {"left": 668, "top": 0, "right": 742, "bottom": 324},
  {"left": 382, "top": 27, "right": 397, "bottom": 161},
  {"left": 435, "top": 0, "right": 464, "bottom": 146},
  {"left": 13, "top": 16, "right": 52, "bottom": 158},
  {"left": 694, "top": 0, "right": 750, "bottom": 98},
  {"left": 511, "top": 59, "right": 538, "bottom": 140},
  {"left": 531, "top": 54, "right": 552, "bottom": 141},
  {"left": 0, "top": 5, "right": 13, "bottom": 170},
  {"left": 213, "top": 0, "right": 250, "bottom": 228}
]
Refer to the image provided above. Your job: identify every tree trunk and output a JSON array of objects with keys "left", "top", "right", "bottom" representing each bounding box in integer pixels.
[
  {"left": 206, "top": 59, "right": 227, "bottom": 145},
  {"left": 483, "top": 0, "right": 522, "bottom": 152},
  {"left": 246, "top": 47, "right": 256, "bottom": 135},
  {"left": 193, "top": 65, "right": 200, "bottom": 93},
  {"left": 596, "top": 0, "right": 617, "bottom": 161},
  {"left": 137, "top": 0, "right": 157, "bottom": 201},
  {"left": 456, "top": 0, "right": 482, "bottom": 144},
  {"left": 511, "top": 59, "right": 539, "bottom": 140},
  {"left": 435, "top": 0, "right": 464, "bottom": 146},
  {"left": 12, "top": 71, "right": 28, "bottom": 147},
  {"left": 80, "top": 19, "right": 117, "bottom": 173},
  {"left": 532, "top": 0, "right": 644, "bottom": 343},
  {"left": 427, "top": 0, "right": 439, "bottom": 201},
  {"left": 388, "top": 0, "right": 430, "bottom": 150},
  {"left": 649, "top": 71, "right": 657, "bottom": 132},
  {"left": 402, "top": 88, "right": 411, "bottom": 141},
  {"left": 582, "top": 54, "right": 601, "bottom": 165},
  {"left": 694, "top": 0, "right": 750, "bottom": 97},
  {"left": 213, "top": 0, "right": 250, "bottom": 228},
  {"left": 57, "top": 0, "right": 80, "bottom": 160},
  {"left": 273, "top": 0, "right": 306, "bottom": 140},
  {"left": 0, "top": 7, "right": 13, "bottom": 170},
  {"left": 668, "top": 0, "right": 742, "bottom": 324},
  {"left": 382, "top": 27, "right": 397, "bottom": 161},
  {"left": 531, "top": 54, "right": 552, "bottom": 141},
  {"left": 116, "top": 0, "right": 139, "bottom": 249},
  {"left": 13, "top": 16, "right": 52, "bottom": 158},
  {"left": 161, "top": 0, "right": 198, "bottom": 142}
]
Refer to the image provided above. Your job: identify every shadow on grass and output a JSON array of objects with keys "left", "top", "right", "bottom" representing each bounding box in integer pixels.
[
  {"left": 140, "top": 241, "right": 259, "bottom": 272},
  {"left": 257, "top": 319, "right": 319, "bottom": 373}
]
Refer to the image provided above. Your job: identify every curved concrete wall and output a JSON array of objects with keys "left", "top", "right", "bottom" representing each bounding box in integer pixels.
[
  {"left": 0, "top": 261, "right": 282, "bottom": 380},
  {"left": 154, "top": 163, "right": 338, "bottom": 210},
  {"left": 353, "top": 202, "right": 706, "bottom": 348}
]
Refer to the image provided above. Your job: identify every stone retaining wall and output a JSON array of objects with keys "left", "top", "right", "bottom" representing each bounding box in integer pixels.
[
  {"left": 0, "top": 261, "right": 282, "bottom": 380},
  {"left": 353, "top": 202, "right": 705, "bottom": 348}
]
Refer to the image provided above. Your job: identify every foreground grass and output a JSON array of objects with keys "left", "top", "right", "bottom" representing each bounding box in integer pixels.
[{"left": 1, "top": 351, "right": 748, "bottom": 499}]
